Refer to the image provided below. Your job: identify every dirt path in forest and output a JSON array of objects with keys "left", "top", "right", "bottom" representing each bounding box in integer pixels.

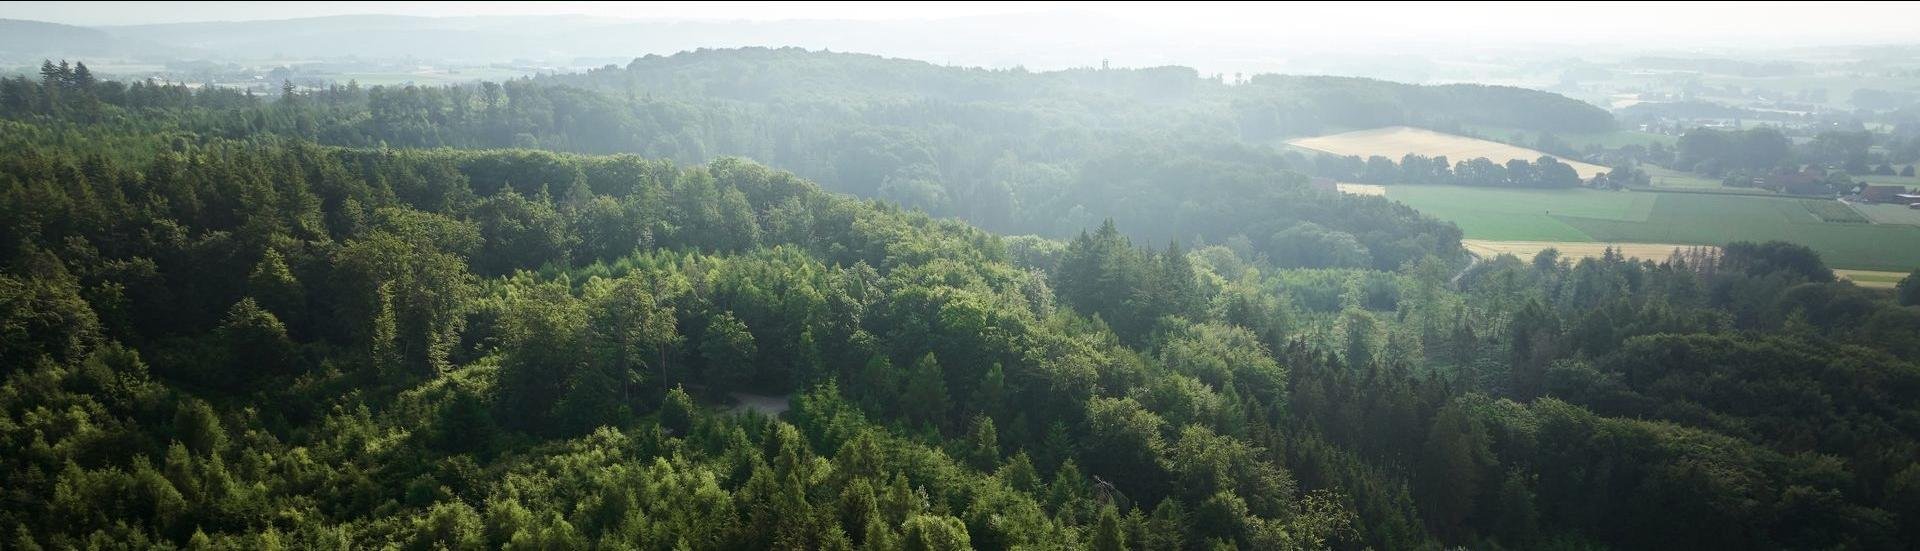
[{"left": 726, "top": 392, "right": 791, "bottom": 417}]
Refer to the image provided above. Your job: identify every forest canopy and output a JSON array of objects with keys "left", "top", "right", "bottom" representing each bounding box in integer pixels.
[
  {"left": 0, "top": 48, "right": 1621, "bottom": 268},
  {"left": 2, "top": 50, "right": 1917, "bottom": 551}
]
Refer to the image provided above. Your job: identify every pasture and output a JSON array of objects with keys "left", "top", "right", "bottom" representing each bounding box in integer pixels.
[
  {"left": 1286, "top": 126, "right": 1611, "bottom": 179},
  {"left": 1381, "top": 185, "right": 1920, "bottom": 272}
]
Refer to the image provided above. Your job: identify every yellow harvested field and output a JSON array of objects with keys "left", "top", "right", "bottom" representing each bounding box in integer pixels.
[
  {"left": 1833, "top": 269, "right": 1907, "bottom": 289},
  {"left": 1462, "top": 239, "right": 1700, "bottom": 262},
  {"left": 1287, "top": 126, "right": 1609, "bottom": 179},
  {"left": 1336, "top": 183, "right": 1386, "bottom": 196},
  {"left": 1465, "top": 240, "right": 1908, "bottom": 288}
]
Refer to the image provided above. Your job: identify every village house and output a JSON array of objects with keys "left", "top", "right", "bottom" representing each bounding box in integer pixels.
[{"left": 1757, "top": 166, "right": 1828, "bottom": 195}]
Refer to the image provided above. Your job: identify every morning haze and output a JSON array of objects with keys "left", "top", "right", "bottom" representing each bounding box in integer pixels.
[{"left": 2, "top": 2, "right": 1917, "bottom": 550}]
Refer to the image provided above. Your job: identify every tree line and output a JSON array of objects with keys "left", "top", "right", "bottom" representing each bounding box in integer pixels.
[{"left": 1307, "top": 152, "right": 1652, "bottom": 190}]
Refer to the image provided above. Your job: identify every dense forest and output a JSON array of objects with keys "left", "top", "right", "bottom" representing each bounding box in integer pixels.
[
  {"left": 4, "top": 51, "right": 1920, "bottom": 550},
  {"left": 0, "top": 49, "right": 1626, "bottom": 270}
]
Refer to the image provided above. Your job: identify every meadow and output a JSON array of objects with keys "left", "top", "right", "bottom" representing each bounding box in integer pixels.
[
  {"left": 1287, "top": 126, "right": 1610, "bottom": 179},
  {"left": 1383, "top": 185, "right": 1920, "bottom": 271}
]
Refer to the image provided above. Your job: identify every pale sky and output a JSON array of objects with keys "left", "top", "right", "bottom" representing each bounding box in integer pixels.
[{"left": 4, "top": 1, "right": 1919, "bottom": 49}]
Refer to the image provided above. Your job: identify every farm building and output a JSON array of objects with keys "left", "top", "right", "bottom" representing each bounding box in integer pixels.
[{"left": 1860, "top": 184, "right": 1910, "bottom": 203}]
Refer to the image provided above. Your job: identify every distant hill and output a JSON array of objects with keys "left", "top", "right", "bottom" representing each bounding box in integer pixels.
[
  {"left": 0, "top": 12, "right": 1449, "bottom": 81},
  {"left": 547, "top": 47, "right": 1617, "bottom": 134},
  {"left": 101, "top": 14, "right": 612, "bottom": 61},
  {"left": 20, "top": 13, "right": 1168, "bottom": 66},
  {"left": 0, "top": 18, "right": 127, "bottom": 57},
  {"left": 0, "top": 18, "right": 181, "bottom": 61}
]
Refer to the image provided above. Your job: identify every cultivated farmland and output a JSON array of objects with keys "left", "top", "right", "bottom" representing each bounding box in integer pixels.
[
  {"left": 1383, "top": 186, "right": 1653, "bottom": 241},
  {"left": 1335, "top": 183, "right": 1387, "bottom": 196},
  {"left": 1800, "top": 199, "right": 1870, "bottom": 223},
  {"left": 1462, "top": 239, "right": 1698, "bottom": 263},
  {"left": 1463, "top": 239, "right": 1908, "bottom": 288},
  {"left": 1833, "top": 269, "right": 1909, "bottom": 289},
  {"left": 1381, "top": 185, "right": 1920, "bottom": 272},
  {"left": 1287, "top": 126, "right": 1611, "bottom": 179}
]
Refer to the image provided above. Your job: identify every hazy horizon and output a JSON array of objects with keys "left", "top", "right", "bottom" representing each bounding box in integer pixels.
[{"left": 4, "top": 1, "right": 1918, "bottom": 52}]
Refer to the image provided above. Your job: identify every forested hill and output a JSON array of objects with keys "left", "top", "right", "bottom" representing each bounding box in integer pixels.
[
  {"left": 0, "top": 48, "right": 1635, "bottom": 271},
  {"left": 6, "top": 59, "right": 1920, "bottom": 549},
  {"left": 555, "top": 48, "right": 1612, "bottom": 135},
  {"left": 0, "top": 19, "right": 180, "bottom": 59},
  {"left": 541, "top": 49, "right": 1608, "bottom": 240}
]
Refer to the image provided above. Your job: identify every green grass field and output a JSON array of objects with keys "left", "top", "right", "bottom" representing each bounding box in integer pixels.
[
  {"left": 1384, "top": 186, "right": 1655, "bottom": 241},
  {"left": 1383, "top": 185, "right": 1920, "bottom": 271},
  {"left": 1854, "top": 202, "right": 1920, "bottom": 226}
]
